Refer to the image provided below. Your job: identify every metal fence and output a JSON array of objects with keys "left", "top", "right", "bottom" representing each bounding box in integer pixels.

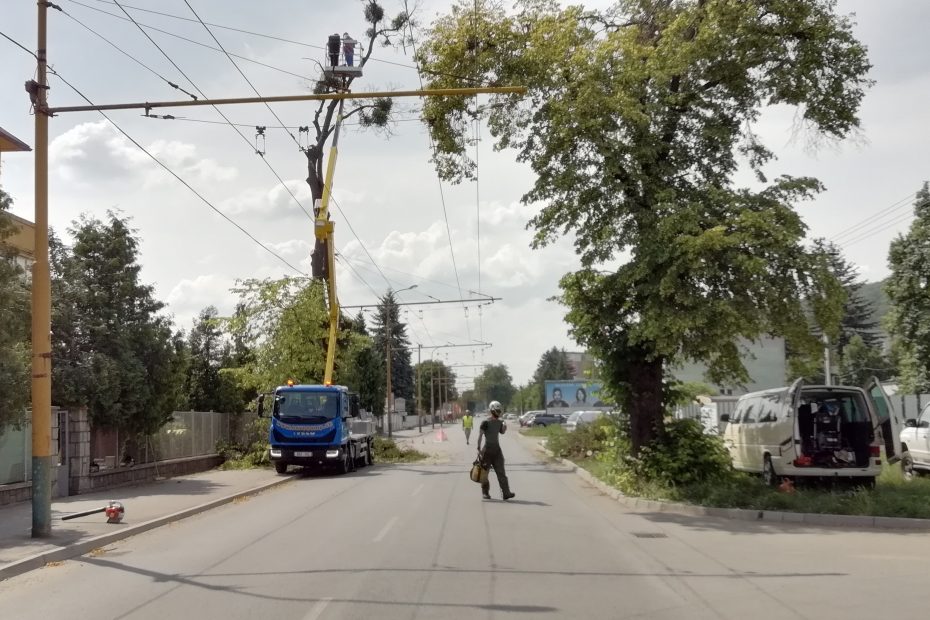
[
  {"left": 0, "top": 421, "right": 30, "bottom": 485},
  {"left": 89, "top": 411, "right": 233, "bottom": 468}
]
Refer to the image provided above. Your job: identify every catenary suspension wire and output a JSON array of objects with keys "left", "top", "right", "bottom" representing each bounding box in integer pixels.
[
  {"left": 107, "top": 0, "right": 314, "bottom": 224},
  {"left": 42, "top": 67, "right": 306, "bottom": 275},
  {"left": 58, "top": 6, "right": 198, "bottom": 100},
  {"left": 831, "top": 192, "right": 918, "bottom": 243},
  {"left": 74, "top": 0, "right": 483, "bottom": 81},
  {"left": 403, "top": 0, "right": 471, "bottom": 342},
  {"left": 64, "top": 0, "right": 316, "bottom": 81},
  {"left": 183, "top": 0, "right": 301, "bottom": 149}
]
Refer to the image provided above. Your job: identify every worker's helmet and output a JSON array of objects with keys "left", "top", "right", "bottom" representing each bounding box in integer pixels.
[{"left": 489, "top": 401, "right": 502, "bottom": 414}]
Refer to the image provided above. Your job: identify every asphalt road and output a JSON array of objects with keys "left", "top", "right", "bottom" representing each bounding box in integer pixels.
[{"left": 2, "top": 426, "right": 929, "bottom": 620}]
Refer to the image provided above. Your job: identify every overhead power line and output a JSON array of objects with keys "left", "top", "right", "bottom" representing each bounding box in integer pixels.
[
  {"left": 74, "top": 0, "right": 483, "bottom": 81},
  {"left": 104, "top": 0, "right": 314, "bottom": 224},
  {"left": 58, "top": 6, "right": 198, "bottom": 100},
  {"left": 403, "top": 0, "right": 471, "bottom": 342},
  {"left": 40, "top": 66, "right": 306, "bottom": 275},
  {"left": 65, "top": 0, "right": 316, "bottom": 82},
  {"left": 837, "top": 199, "right": 929, "bottom": 249},
  {"left": 831, "top": 191, "right": 918, "bottom": 243},
  {"left": 182, "top": 0, "right": 301, "bottom": 150}
]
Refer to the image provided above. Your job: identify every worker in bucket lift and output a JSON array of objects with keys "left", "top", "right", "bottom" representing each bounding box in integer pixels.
[
  {"left": 327, "top": 33, "right": 341, "bottom": 66},
  {"left": 343, "top": 32, "right": 361, "bottom": 66},
  {"left": 477, "top": 401, "right": 515, "bottom": 501}
]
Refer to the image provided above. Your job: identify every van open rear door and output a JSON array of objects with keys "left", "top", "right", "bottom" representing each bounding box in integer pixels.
[{"left": 865, "top": 378, "right": 904, "bottom": 464}]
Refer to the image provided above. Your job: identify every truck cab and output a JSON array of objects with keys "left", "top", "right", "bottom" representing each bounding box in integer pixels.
[{"left": 258, "top": 383, "right": 373, "bottom": 475}]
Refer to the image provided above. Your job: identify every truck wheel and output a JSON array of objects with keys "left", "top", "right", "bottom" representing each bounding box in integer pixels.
[
  {"left": 340, "top": 449, "right": 351, "bottom": 474},
  {"left": 762, "top": 456, "right": 778, "bottom": 487},
  {"left": 274, "top": 461, "right": 288, "bottom": 475},
  {"left": 355, "top": 444, "right": 367, "bottom": 468},
  {"left": 348, "top": 445, "right": 358, "bottom": 472},
  {"left": 366, "top": 440, "right": 374, "bottom": 466}
]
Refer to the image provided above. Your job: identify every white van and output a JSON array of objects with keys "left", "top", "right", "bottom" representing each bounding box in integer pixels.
[
  {"left": 565, "top": 410, "right": 604, "bottom": 432},
  {"left": 721, "top": 379, "right": 904, "bottom": 486}
]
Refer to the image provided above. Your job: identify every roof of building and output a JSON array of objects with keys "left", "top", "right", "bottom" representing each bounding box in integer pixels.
[{"left": 0, "top": 127, "right": 31, "bottom": 153}]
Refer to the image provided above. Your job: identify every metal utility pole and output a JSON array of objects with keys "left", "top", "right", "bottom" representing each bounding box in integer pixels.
[
  {"left": 385, "top": 307, "right": 392, "bottom": 438},
  {"left": 30, "top": 0, "right": 52, "bottom": 539},
  {"left": 26, "top": 6, "right": 524, "bottom": 534},
  {"left": 416, "top": 344, "right": 422, "bottom": 433},
  {"left": 429, "top": 368, "right": 435, "bottom": 430},
  {"left": 384, "top": 285, "right": 416, "bottom": 438},
  {"left": 823, "top": 334, "right": 832, "bottom": 386}
]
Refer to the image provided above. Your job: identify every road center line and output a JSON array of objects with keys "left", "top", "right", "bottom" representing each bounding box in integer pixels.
[
  {"left": 373, "top": 516, "right": 399, "bottom": 542},
  {"left": 302, "top": 597, "right": 332, "bottom": 620},
  {"left": 411, "top": 483, "right": 424, "bottom": 497}
]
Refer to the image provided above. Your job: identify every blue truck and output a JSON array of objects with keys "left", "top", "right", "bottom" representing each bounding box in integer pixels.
[{"left": 257, "top": 383, "right": 374, "bottom": 475}]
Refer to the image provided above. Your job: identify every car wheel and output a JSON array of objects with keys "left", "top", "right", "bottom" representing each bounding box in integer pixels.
[
  {"left": 902, "top": 451, "right": 916, "bottom": 479},
  {"left": 274, "top": 461, "right": 288, "bottom": 475},
  {"left": 762, "top": 456, "right": 778, "bottom": 487}
]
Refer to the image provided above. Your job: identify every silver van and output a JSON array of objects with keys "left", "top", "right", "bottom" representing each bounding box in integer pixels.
[{"left": 721, "top": 379, "right": 904, "bottom": 486}]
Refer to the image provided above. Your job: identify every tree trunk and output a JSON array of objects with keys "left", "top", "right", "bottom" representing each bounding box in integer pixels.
[
  {"left": 305, "top": 146, "right": 328, "bottom": 279},
  {"left": 625, "top": 355, "right": 665, "bottom": 456}
]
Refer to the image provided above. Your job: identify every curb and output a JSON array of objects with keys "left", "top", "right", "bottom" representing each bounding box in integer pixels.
[
  {"left": 519, "top": 433, "right": 930, "bottom": 531},
  {"left": 0, "top": 475, "right": 294, "bottom": 583}
]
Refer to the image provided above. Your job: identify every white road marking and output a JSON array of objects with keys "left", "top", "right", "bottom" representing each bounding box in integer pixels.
[
  {"left": 411, "top": 483, "right": 424, "bottom": 497},
  {"left": 303, "top": 597, "right": 332, "bottom": 620},
  {"left": 373, "top": 516, "right": 398, "bottom": 542}
]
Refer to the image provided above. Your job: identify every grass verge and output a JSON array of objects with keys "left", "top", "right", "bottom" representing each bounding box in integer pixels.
[
  {"left": 574, "top": 457, "right": 930, "bottom": 519},
  {"left": 373, "top": 436, "right": 428, "bottom": 463}
]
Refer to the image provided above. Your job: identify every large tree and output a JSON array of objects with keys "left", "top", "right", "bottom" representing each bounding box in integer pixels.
[
  {"left": 0, "top": 189, "right": 30, "bottom": 428},
  {"left": 307, "top": 0, "right": 411, "bottom": 279},
  {"left": 51, "top": 213, "right": 186, "bottom": 438},
  {"left": 371, "top": 291, "right": 414, "bottom": 409},
  {"left": 886, "top": 183, "right": 930, "bottom": 393},
  {"left": 415, "top": 359, "right": 458, "bottom": 412},
  {"left": 814, "top": 239, "right": 880, "bottom": 350},
  {"left": 475, "top": 364, "right": 516, "bottom": 409},
  {"left": 418, "top": 0, "right": 867, "bottom": 452},
  {"left": 185, "top": 306, "right": 250, "bottom": 414},
  {"left": 531, "top": 347, "right": 574, "bottom": 405}
]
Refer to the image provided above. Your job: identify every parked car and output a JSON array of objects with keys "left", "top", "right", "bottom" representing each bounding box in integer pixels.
[
  {"left": 565, "top": 410, "right": 604, "bottom": 432},
  {"left": 503, "top": 413, "right": 519, "bottom": 422},
  {"left": 902, "top": 404, "right": 930, "bottom": 476},
  {"left": 720, "top": 378, "right": 904, "bottom": 487},
  {"left": 531, "top": 413, "right": 568, "bottom": 427},
  {"left": 520, "top": 410, "right": 543, "bottom": 427}
]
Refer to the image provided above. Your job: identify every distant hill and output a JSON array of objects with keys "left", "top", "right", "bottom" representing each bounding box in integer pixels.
[{"left": 859, "top": 279, "right": 890, "bottom": 333}]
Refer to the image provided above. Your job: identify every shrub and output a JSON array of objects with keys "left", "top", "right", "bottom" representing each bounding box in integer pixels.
[
  {"left": 218, "top": 418, "right": 271, "bottom": 469},
  {"left": 628, "top": 419, "right": 733, "bottom": 487},
  {"left": 547, "top": 417, "right": 617, "bottom": 460}
]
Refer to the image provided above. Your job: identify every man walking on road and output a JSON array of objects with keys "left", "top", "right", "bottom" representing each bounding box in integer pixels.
[
  {"left": 462, "top": 410, "right": 474, "bottom": 445},
  {"left": 477, "top": 401, "right": 515, "bottom": 501}
]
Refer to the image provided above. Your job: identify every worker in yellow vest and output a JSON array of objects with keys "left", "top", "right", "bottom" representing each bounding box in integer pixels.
[{"left": 462, "top": 410, "right": 474, "bottom": 445}]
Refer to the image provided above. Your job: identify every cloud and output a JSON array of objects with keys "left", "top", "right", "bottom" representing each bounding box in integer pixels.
[
  {"left": 222, "top": 179, "right": 313, "bottom": 219},
  {"left": 165, "top": 274, "right": 238, "bottom": 331},
  {"left": 50, "top": 121, "right": 237, "bottom": 188}
]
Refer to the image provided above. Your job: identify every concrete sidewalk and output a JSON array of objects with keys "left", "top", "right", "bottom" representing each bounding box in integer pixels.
[{"left": 0, "top": 468, "right": 290, "bottom": 581}]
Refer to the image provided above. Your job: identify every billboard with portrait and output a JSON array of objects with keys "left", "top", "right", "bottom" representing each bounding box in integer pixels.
[{"left": 544, "top": 380, "right": 613, "bottom": 412}]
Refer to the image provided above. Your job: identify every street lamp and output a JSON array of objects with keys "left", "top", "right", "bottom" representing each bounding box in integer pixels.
[{"left": 385, "top": 285, "right": 416, "bottom": 438}]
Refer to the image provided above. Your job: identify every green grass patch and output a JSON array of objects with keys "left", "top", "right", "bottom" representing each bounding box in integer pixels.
[
  {"left": 521, "top": 425, "right": 565, "bottom": 438},
  {"left": 373, "top": 436, "right": 428, "bottom": 463},
  {"left": 541, "top": 416, "right": 930, "bottom": 520}
]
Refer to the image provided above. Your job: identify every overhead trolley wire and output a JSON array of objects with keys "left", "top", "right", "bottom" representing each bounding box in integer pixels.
[
  {"left": 64, "top": 0, "right": 316, "bottom": 82},
  {"left": 832, "top": 191, "right": 918, "bottom": 243},
  {"left": 182, "top": 0, "right": 301, "bottom": 150},
  {"left": 104, "top": 0, "right": 314, "bottom": 224},
  {"left": 58, "top": 6, "right": 198, "bottom": 100},
  {"left": 75, "top": 0, "right": 484, "bottom": 81},
  {"left": 26, "top": 65, "right": 307, "bottom": 275},
  {"left": 402, "top": 0, "right": 471, "bottom": 343}
]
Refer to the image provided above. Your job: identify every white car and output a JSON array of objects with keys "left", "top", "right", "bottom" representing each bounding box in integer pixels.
[
  {"left": 565, "top": 410, "right": 604, "bottom": 432},
  {"left": 902, "top": 404, "right": 930, "bottom": 476}
]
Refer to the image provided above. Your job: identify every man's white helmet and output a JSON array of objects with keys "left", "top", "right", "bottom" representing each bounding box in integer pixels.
[{"left": 489, "top": 401, "right": 502, "bottom": 414}]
